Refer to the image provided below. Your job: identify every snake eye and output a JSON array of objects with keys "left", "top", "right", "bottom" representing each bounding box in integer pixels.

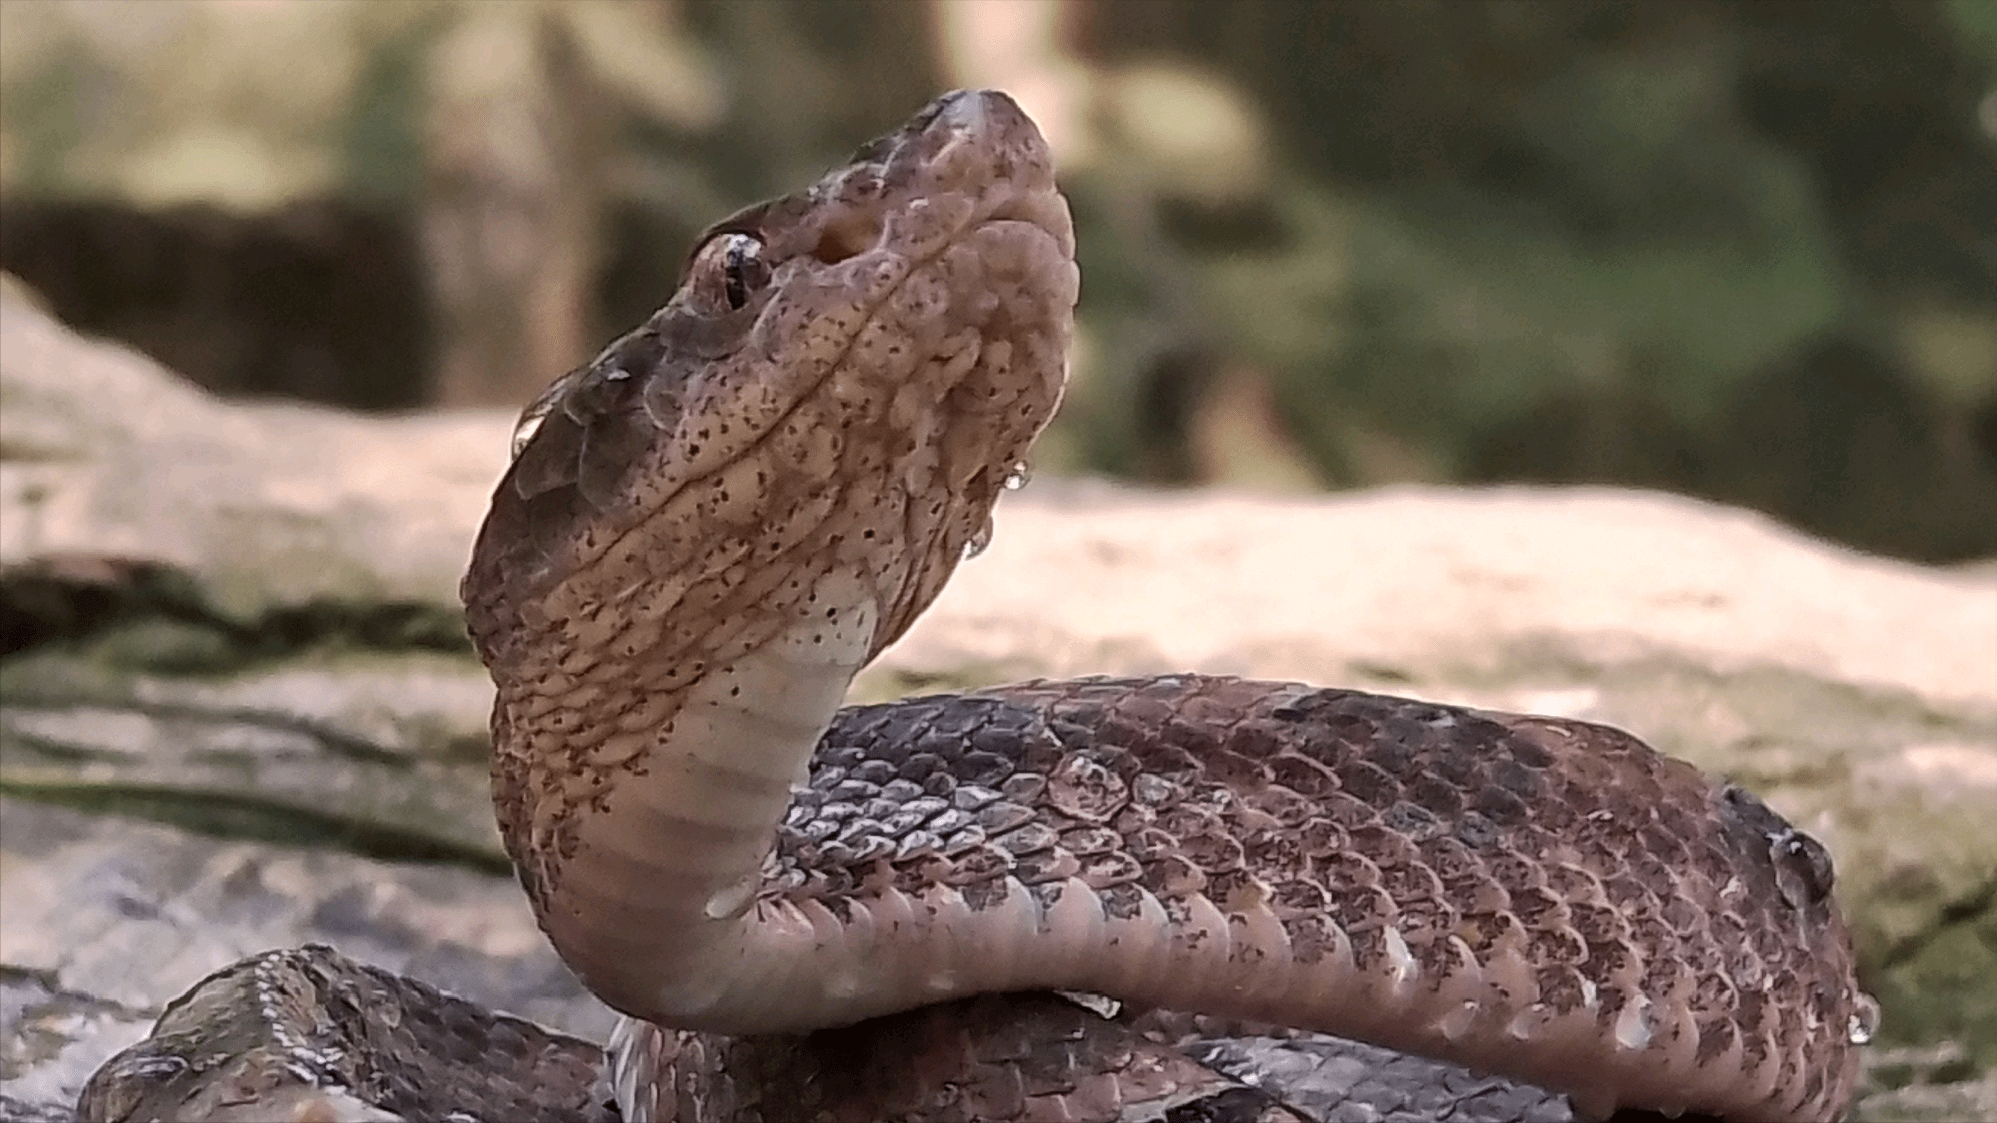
[
  {"left": 687, "top": 232, "right": 769, "bottom": 314},
  {"left": 723, "top": 235, "right": 768, "bottom": 309},
  {"left": 1768, "top": 826, "right": 1836, "bottom": 911}
]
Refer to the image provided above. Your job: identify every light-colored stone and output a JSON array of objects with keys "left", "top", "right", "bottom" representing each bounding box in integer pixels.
[
  {"left": 1, "top": 283, "right": 515, "bottom": 618},
  {"left": 888, "top": 480, "right": 1997, "bottom": 714},
  {"left": 0, "top": 799, "right": 612, "bottom": 1118}
]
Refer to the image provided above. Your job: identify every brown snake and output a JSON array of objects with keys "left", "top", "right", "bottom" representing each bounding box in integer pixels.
[{"left": 456, "top": 91, "right": 1872, "bottom": 1122}]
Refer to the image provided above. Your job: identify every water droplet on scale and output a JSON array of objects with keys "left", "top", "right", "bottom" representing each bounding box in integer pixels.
[
  {"left": 1848, "top": 992, "right": 1881, "bottom": 1045},
  {"left": 510, "top": 407, "right": 550, "bottom": 459},
  {"left": 1002, "top": 460, "right": 1032, "bottom": 490},
  {"left": 961, "top": 515, "right": 995, "bottom": 561},
  {"left": 1056, "top": 990, "right": 1122, "bottom": 1019}
]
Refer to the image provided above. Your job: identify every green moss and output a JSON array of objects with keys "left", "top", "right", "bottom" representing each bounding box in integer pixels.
[
  {"left": 1870, "top": 906, "right": 1997, "bottom": 1073},
  {"left": 0, "top": 780, "right": 508, "bottom": 874}
]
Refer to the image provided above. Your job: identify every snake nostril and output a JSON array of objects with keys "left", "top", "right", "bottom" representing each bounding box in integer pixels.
[{"left": 813, "top": 213, "right": 882, "bottom": 264}]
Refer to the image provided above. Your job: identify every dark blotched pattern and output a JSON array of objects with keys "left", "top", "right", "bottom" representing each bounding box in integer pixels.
[{"left": 772, "top": 674, "right": 1859, "bottom": 1119}]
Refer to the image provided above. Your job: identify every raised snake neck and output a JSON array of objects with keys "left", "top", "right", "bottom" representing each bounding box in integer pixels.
[{"left": 460, "top": 90, "right": 1870, "bottom": 1121}]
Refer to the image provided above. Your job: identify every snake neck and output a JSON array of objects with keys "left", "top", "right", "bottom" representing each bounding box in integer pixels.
[{"left": 490, "top": 565, "right": 879, "bottom": 1018}]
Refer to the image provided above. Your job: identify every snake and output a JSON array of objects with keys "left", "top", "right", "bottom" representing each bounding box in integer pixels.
[{"left": 444, "top": 89, "right": 1873, "bottom": 1123}]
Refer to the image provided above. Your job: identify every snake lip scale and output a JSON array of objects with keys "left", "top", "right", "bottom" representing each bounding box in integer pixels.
[{"left": 461, "top": 90, "right": 1872, "bottom": 1122}]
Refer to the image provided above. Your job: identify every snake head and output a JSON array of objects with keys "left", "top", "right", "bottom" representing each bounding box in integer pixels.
[
  {"left": 463, "top": 90, "right": 1078, "bottom": 676},
  {"left": 461, "top": 92, "right": 1077, "bottom": 926}
]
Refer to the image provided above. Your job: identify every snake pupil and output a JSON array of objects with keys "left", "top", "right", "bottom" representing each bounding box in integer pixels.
[{"left": 722, "top": 235, "right": 767, "bottom": 310}]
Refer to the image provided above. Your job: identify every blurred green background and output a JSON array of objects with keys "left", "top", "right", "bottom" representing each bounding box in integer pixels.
[{"left": 2, "top": 0, "right": 1993, "bottom": 562}]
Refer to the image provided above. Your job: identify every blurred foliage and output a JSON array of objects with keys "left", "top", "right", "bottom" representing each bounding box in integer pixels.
[
  {"left": 0, "top": 0, "right": 1992, "bottom": 560},
  {"left": 1945, "top": 0, "right": 1997, "bottom": 64},
  {"left": 1064, "top": 0, "right": 1997, "bottom": 560}
]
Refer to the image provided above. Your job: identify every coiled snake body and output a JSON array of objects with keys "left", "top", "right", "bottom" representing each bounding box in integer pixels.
[{"left": 460, "top": 91, "right": 1868, "bottom": 1121}]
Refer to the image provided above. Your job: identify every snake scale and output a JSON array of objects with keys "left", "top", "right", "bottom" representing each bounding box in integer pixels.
[{"left": 76, "top": 89, "right": 1871, "bottom": 1123}]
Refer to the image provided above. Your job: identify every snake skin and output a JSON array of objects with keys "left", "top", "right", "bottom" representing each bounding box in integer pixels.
[
  {"left": 76, "top": 945, "right": 609, "bottom": 1123},
  {"left": 616, "top": 992, "right": 1309, "bottom": 1123},
  {"left": 80, "top": 945, "right": 1586, "bottom": 1122},
  {"left": 451, "top": 89, "right": 1865, "bottom": 1122},
  {"left": 756, "top": 676, "right": 1863, "bottom": 1119}
]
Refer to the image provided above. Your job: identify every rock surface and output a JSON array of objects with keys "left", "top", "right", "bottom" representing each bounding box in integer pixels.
[{"left": 2, "top": 285, "right": 1993, "bottom": 1120}]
